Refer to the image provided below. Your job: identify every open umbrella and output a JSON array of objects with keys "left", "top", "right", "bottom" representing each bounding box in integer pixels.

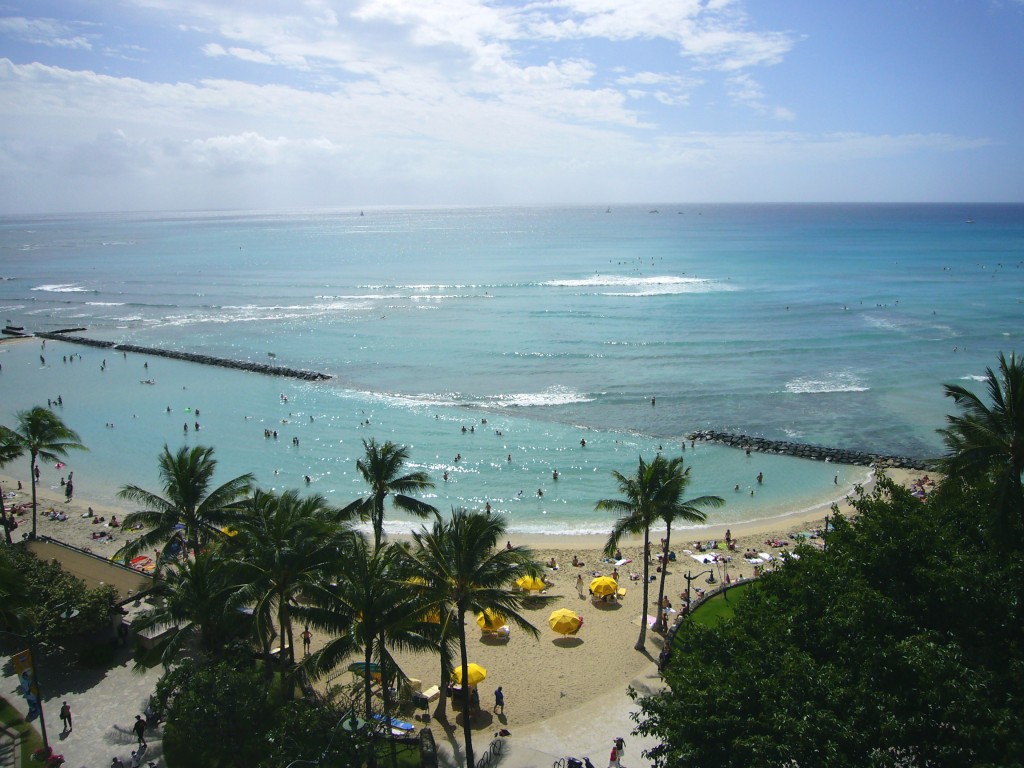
[
  {"left": 452, "top": 663, "right": 487, "bottom": 686},
  {"left": 589, "top": 576, "right": 618, "bottom": 597},
  {"left": 516, "top": 574, "right": 546, "bottom": 592},
  {"left": 548, "top": 608, "right": 582, "bottom": 635},
  {"left": 476, "top": 609, "right": 506, "bottom": 630}
]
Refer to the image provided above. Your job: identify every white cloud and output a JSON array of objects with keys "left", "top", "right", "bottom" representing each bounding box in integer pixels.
[{"left": 0, "top": 16, "right": 92, "bottom": 49}]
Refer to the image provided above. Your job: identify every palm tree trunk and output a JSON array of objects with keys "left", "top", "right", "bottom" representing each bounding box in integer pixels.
[
  {"left": 434, "top": 625, "right": 452, "bottom": 720},
  {"left": 29, "top": 454, "right": 38, "bottom": 540},
  {"left": 373, "top": 491, "right": 386, "bottom": 550},
  {"left": 635, "top": 526, "right": 651, "bottom": 651},
  {"left": 380, "top": 646, "right": 398, "bottom": 768},
  {"left": 0, "top": 487, "right": 13, "bottom": 545},
  {"left": 653, "top": 521, "right": 672, "bottom": 632},
  {"left": 456, "top": 608, "right": 475, "bottom": 768},
  {"left": 364, "top": 644, "right": 378, "bottom": 768}
]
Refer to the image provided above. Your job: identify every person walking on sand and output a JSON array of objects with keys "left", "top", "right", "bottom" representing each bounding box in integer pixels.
[
  {"left": 133, "top": 714, "right": 147, "bottom": 747},
  {"left": 614, "top": 736, "right": 626, "bottom": 758},
  {"left": 302, "top": 625, "right": 312, "bottom": 656},
  {"left": 59, "top": 701, "right": 72, "bottom": 733},
  {"left": 608, "top": 741, "right": 621, "bottom": 768},
  {"left": 493, "top": 686, "right": 504, "bottom": 714},
  {"left": 576, "top": 574, "right": 585, "bottom": 598}
]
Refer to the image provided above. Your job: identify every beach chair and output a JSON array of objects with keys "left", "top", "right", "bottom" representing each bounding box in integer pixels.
[{"left": 481, "top": 625, "right": 510, "bottom": 641}]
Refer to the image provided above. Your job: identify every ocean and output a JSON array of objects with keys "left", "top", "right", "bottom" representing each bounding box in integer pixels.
[{"left": 1, "top": 204, "right": 1022, "bottom": 535}]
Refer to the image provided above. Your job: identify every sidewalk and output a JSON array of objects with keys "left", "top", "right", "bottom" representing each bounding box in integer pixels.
[
  {"left": 432, "top": 665, "right": 666, "bottom": 768},
  {"left": 2, "top": 618, "right": 163, "bottom": 768}
]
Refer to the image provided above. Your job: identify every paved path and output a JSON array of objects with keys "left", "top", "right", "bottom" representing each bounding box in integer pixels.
[
  {"left": 430, "top": 664, "right": 665, "bottom": 768},
  {"left": 2, "top": 608, "right": 163, "bottom": 768}
]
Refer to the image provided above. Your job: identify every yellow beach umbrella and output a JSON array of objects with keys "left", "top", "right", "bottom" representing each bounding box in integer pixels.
[
  {"left": 589, "top": 576, "right": 618, "bottom": 597},
  {"left": 476, "top": 609, "right": 506, "bottom": 631},
  {"left": 452, "top": 663, "right": 487, "bottom": 686},
  {"left": 516, "top": 574, "right": 546, "bottom": 592},
  {"left": 548, "top": 608, "right": 582, "bottom": 635}
]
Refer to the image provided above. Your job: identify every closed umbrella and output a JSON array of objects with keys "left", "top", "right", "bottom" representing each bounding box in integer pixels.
[
  {"left": 452, "top": 663, "right": 487, "bottom": 686},
  {"left": 589, "top": 576, "right": 618, "bottom": 597},
  {"left": 548, "top": 608, "right": 583, "bottom": 635}
]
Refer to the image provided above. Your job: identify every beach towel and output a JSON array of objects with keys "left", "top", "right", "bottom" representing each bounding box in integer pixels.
[
  {"left": 615, "top": 558, "right": 632, "bottom": 566},
  {"left": 758, "top": 553, "right": 774, "bottom": 562},
  {"left": 690, "top": 553, "right": 715, "bottom": 564}
]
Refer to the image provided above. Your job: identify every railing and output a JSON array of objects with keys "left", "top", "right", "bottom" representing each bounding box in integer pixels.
[{"left": 475, "top": 737, "right": 504, "bottom": 768}]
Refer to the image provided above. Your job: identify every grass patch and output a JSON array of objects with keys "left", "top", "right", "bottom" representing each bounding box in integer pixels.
[
  {"left": 690, "top": 582, "right": 753, "bottom": 627},
  {"left": 0, "top": 694, "right": 45, "bottom": 764}
]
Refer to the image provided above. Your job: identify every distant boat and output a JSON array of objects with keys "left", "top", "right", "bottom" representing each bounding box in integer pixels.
[
  {"left": 649, "top": 209, "right": 659, "bottom": 214},
  {"left": 965, "top": 217, "right": 975, "bottom": 224},
  {"left": 360, "top": 210, "right": 364, "bottom": 216},
  {"left": 606, "top": 206, "right": 611, "bottom": 213}
]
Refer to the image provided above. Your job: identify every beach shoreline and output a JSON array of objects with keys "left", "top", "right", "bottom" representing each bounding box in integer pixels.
[{"left": 1, "top": 462, "right": 921, "bottom": 742}]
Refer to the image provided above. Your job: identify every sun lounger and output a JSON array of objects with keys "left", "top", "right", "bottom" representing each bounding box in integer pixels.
[{"left": 482, "top": 625, "right": 510, "bottom": 640}]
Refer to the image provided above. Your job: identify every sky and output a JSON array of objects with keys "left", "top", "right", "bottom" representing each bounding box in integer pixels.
[{"left": 1, "top": 0, "right": 1023, "bottom": 214}]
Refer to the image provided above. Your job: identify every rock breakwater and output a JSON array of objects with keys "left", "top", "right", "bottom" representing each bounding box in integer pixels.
[
  {"left": 687, "top": 429, "right": 930, "bottom": 471},
  {"left": 35, "top": 332, "right": 332, "bottom": 382}
]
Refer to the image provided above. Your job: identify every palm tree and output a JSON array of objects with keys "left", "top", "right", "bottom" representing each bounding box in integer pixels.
[
  {"left": 937, "top": 351, "right": 1024, "bottom": 537},
  {"left": 304, "top": 536, "right": 432, "bottom": 768},
  {"left": 598, "top": 454, "right": 697, "bottom": 650},
  {"left": 132, "top": 552, "right": 248, "bottom": 669},
  {"left": 353, "top": 438, "right": 437, "bottom": 549},
  {"left": 649, "top": 457, "right": 724, "bottom": 631},
  {"left": 225, "top": 489, "right": 355, "bottom": 677},
  {"left": 405, "top": 508, "right": 550, "bottom": 768},
  {"left": 0, "top": 429, "right": 24, "bottom": 545},
  {"left": 116, "top": 445, "right": 254, "bottom": 560},
  {"left": 1, "top": 407, "right": 86, "bottom": 539}
]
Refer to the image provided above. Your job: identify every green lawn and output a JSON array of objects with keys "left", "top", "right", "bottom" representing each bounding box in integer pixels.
[
  {"left": 0, "top": 694, "right": 44, "bottom": 764},
  {"left": 689, "top": 582, "right": 753, "bottom": 627}
]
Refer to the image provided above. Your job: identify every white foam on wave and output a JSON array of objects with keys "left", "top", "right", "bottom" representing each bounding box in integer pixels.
[
  {"left": 86, "top": 301, "right": 126, "bottom": 306},
  {"left": 784, "top": 372, "right": 869, "bottom": 394},
  {"left": 477, "top": 386, "right": 596, "bottom": 408},
  {"left": 32, "top": 283, "right": 90, "bottom": 293},
  {"left": 546, "top": 275, "right": 726, "bottom": 295},
  {"left": 345, "top": 385, "right": 594, "bottom": 411},
  {"left": 961, "top": 374, "right": 988, "bottom": 382}
]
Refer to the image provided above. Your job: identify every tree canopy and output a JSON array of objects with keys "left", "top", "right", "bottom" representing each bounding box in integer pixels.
[{"left": 636, "top": 475, "right": 1024, "bottom": 767}]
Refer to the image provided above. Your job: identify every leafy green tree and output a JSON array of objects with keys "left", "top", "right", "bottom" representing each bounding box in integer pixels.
[
  {"left": 225, "top": 489, "right": 354, "bottom": 675},
  {"left": 636, "top": 476, "right": 1024, "bottom": 767},
  {"left": 117, "top": 445, "right": 254, "bottom": 558},
  {"left": 131, "top": 552, "right": 248, "bottom": 669},
  {"left": 157, "top": 658, "right": 360, "bottom": 768},
  {"left": 405, "top": 508, "right": 550, "bottom": 768},
  {"left": 353, "top": 438, "right": 437, "bottom": 549},
  {"left": 0, "top": 545, "right": 114, "bottom": 645},
  {"left": 650, "top": 457, "right": 724, "bottom": 631},
  {"left": 0, "top": 407, "right": 86, "bottom": 539},
  {"left": 937, "top": 350, "right": 1024, "bottom": 542}
]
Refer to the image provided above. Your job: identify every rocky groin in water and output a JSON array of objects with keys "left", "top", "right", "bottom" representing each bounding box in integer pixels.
[
  {"left": 35, "top": 332, "right": 332, "bottom": 381},
  {"left": 687, "top": 429, "right": 930, "bottom": 471}
]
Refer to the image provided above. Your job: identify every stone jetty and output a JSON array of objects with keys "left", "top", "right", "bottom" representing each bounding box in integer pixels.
[
  {"left": 687, "top": 429, "right": 930, "bottom": 471},
  {"left": 35, "top": 332, "right": 331, "bottom": 381}
]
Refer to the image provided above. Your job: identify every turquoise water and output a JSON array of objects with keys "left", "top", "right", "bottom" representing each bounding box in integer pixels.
[{"left": 1, "top": 204, "right": 1022, "bottom": 534}]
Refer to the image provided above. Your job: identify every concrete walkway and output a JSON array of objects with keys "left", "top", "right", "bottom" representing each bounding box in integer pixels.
[
  {"left": 2, "top": 612, "right": 163, "bottom": 768},
  {"left": 430, "top": 664, "right": 665, "bottom": 768}
]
